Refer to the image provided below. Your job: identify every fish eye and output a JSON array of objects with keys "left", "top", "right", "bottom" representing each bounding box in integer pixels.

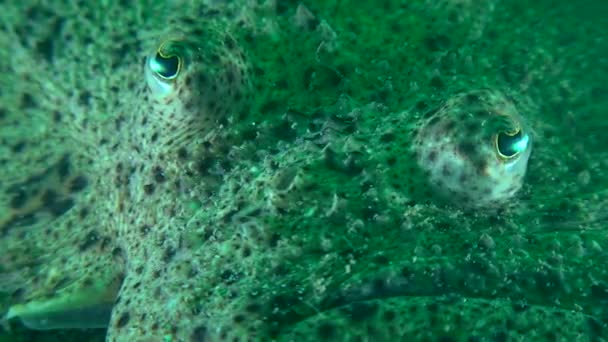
[
  {"left": 495, "top": 129, "right": 529, "bottom": 159},
  {"left": 149, "top": 51, "right": 181, "bottom": 80},
  {"left": 145, "top": 40, "right": 184, "bottom": 98}
]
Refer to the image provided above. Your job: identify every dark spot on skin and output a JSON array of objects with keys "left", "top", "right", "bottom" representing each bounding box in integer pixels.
[
  {"left": 474, "top": 159, "right": 488, "bottom": 175},
  {"left": 153, "top": 166, "right": 166, "bottom": 183},
  {"left": 50, "top": 198, "right": 74, "bottom": 216},
  {"left": 144, "top": 183, "right": 155, "bottom": 195},
  {"left": 472, "top": 109, "right": 491, "bottom": 121},
  {"left": 112, "top": 247, "right": 123, "bottom": 258},
  {"left": 184, "top": 75, "right": 194, "bottom": 87},
  {"left": 78, "top": 230, "right": 99, "bottom": 252},
  {"left": 9, "top": 189, "right": 28, "bottom": 209},
  {"left": 69, "top": 175, "right": 88, "bottom": 192},
  {"left": 21, "top": 92, "right": 36, "bottom": 108},
  {"left": 226, "top": 70, "right": 236, "bottom": 85},
  {"left": 457, "top": 141, "right": 476, "bottom": 156},
  {"left": 272, "top": 264, "right": 289, "bottom": 276},
  {"left": 41, "top": 189, "right": 73, "bottom": 216},
  {"left": 443, "top": 120, "right": 456, "bottom": 132},
  {"left": 464, "top": 120, "right": 478, "bottom": 135},
  {"left": 1, "top": 213, "right": 36, "bottom": 235},
  {"left": 416, "top": 100, "right": 428, "bottom": 111},
  {"left": 190, "top": 325, "right": 207, "bottom": 341},
  {"left": 57, "top": 154, "right": 71, "bottom": 180},
  {"left": 35, "top": 28, "right": 57, "bottom": 62},
  {"left": 177, "top": 147, "right": 188, "bottom": 159},
  {"left": 51, "top": 277, "right": 71, "bottom": 292},
  {"left": 100, "top": 237, "right": 112, "bottom": 250},
  {"left": 220, "top": 269, "right": 239, "bottom": 284},
  {"left": 79, "top": 90, "right": 92, "bottom": 106},
  {"left": 114, "top": 115, "right": 126, "bottom": 131},
  {"left": 52, "top": 111, "right": 62, "bottom": 122},
  {"left": 11, "top": 141, "right": 26, "bottom": 153},
  {"left": 116, "top": 312, "right": 130, "bottom": 328},
  {"left": 269, "top": 233, "right": 280, "bottom": 248},
  {"left": 140, "top": 225, "right": 151, "bottom": 235},
  {"left": 79, "top": 207, "right": 89, "bottom": 219},
  {"left": 163, "top": 246, "right": 176, "bottom": 262},
  {"left": 242, "top": 247, "right": 252, "bottom": 258}
]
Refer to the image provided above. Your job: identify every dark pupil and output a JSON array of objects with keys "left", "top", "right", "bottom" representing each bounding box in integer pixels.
[
  {"left": 154, "top": 53, "right": 179, "bottom": 78},
  {"left": 497, "top": 130, "right": 523, "bottom": 157}
]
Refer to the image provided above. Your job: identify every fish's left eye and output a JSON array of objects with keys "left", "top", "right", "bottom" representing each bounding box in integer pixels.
[
  {"left": 145, "top": 41, "right": 185, "bottom": 98},
  {"left": 495, "top": 130, "right": 529, "bottom": 159},
  {"left": 149, "top": 51, "right": 181, "bottom": 80}
]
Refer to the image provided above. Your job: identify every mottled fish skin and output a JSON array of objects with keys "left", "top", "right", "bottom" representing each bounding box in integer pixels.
[{"left": 1, "top": 1, "right": 607, "bottom": 341}]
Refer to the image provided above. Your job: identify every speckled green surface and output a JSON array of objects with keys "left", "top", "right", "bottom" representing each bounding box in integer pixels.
[{"left": 1, "top": 0, "right": 607, "bottom": 341}]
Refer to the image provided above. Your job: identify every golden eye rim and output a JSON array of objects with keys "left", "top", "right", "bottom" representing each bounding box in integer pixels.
[
  {"left": 149, "top": 40, "right": 183, "bottom": 81},
  {"left": 494, "top": 127, "right": 529, "bottom": 160}
]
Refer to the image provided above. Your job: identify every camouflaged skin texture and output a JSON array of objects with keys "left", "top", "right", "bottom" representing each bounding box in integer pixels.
[{"left": 0, "top": 0, "right": 607, "bottom": 341}]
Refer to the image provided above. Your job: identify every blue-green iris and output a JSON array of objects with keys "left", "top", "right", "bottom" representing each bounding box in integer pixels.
[
  {"left": 497, "top": 130, "right": 529, "bottom": 158},
  {"left": 149, "top": 52, "right": 180, "bottom": 80}
]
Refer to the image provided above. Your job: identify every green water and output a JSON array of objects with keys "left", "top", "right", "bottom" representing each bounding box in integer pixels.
[{"left": 1, "top": 0, "right": 606, "bottom": 341}]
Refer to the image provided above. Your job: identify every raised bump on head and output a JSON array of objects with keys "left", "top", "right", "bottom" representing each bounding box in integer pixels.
[
  {"left": 143, "top": 28, "right": 251, "bottom": 118},
  {"left": 137, "top": 24, "right": 253, "bottom": 159},
  {"left": 413, "top": 89, "right": 532, "bottom": 208}
]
